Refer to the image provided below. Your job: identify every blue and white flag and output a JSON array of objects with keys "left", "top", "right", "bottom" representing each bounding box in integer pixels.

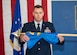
[{"left": 9, "top": 0, "right": 24, "bottom": 55}]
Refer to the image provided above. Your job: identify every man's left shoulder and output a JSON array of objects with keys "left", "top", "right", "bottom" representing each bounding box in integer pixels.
[{"left": 44, "top": 22, "right": 53, "bottom": 25}]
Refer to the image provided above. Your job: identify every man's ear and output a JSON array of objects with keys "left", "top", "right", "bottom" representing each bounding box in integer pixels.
[
  {"left": 42, "top": 10, "right": 44, "bottom": 16},
  {"left": 32, "top": 12, "right": 34, "bottom": 16},
  {"left": 43, "top": 12, "right": 44, "bottom": 16}
]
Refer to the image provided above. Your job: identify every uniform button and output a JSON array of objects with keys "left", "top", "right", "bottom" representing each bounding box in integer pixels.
[
  {"left": 19, "top": 52, "right": 21, "bottom": 55},
  {"left": 38, "top": 48, "right": 40, "bottom": 50},
  {"left": 38, "top": 42, "right": 40, "bottom": 44}
]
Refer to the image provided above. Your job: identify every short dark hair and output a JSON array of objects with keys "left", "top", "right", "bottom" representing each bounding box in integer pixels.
[{"left": 34, "top": 5, "right": 43, "bottom": 9}]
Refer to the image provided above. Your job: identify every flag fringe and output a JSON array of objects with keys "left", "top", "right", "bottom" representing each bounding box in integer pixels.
[{"left": 9, "top": 39, "right": 21, "bottom": 51}]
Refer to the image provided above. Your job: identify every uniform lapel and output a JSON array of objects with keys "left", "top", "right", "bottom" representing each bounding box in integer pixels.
[
  {"left": 31, "top": 21, "right": 37, "bottom": 32},
  {"left": 32, "top": 21, "right": 46, "bottom": 32},
  {"left": 41, "top": 21, "right": 45, "bottom": 32}
]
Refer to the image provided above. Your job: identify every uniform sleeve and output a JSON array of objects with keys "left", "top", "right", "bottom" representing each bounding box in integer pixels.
[
  {"left": 21, "top": 23, "right": 30, "bottom": 32},
  {"left": 47, "top": 22, "right": 55, "bottom": 33},
  {"left": 47, "top": 22, "right": 64, "bottom": 45},
  {"left": 19, "top": 23, "right": 29, "bottom": 44},
  {"left": 21, "top": 24, "right": 26, "bottom": 32},
  {"left": 50, "top": 23, "right": 55, "bottom": 32}
]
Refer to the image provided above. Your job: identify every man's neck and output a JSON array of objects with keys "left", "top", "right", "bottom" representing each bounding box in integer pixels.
[
  {"left": 34, "top": 20, "right": 43, "bottom": 31},
  {"left": 34, "top": 20, "right": 43, "bottom": 23}
]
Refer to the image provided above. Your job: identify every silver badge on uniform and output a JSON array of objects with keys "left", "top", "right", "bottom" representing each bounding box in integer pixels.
[{"left": 44, "top": 27, "right": 51, "bottom": 33}]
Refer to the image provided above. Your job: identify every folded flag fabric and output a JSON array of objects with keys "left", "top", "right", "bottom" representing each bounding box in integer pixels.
[
  {"left": 25, "top": 32, "right": 59, "bottom": 49},
  {"left": 42, "top": 33, "right": 58, "bottom": 44}
]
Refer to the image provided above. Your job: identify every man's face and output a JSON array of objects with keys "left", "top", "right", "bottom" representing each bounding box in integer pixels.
[{"left": 32, "top": 8, "right": 44, "bottom": 22}]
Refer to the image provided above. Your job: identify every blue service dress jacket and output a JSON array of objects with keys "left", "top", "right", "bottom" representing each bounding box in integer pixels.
[{"left": 21, "top": 21, "right": 60, "bottom": 55}]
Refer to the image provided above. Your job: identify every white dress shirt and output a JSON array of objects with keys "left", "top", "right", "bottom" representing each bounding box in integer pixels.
[{"left": 34, "top": 20, "right": 43, "bottom": 31}]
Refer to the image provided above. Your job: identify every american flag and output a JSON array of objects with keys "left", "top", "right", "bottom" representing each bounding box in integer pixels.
[{"left": 0, "top": 0, "right": 52, "bottom": 55}]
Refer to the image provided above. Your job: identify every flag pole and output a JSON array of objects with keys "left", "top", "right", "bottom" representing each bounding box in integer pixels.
[
  {"left": 13, "top": 32, "right": 77, "bottom": 37},
  {"left": 58, "top": 33, "right": 77, "bottom": 37}
]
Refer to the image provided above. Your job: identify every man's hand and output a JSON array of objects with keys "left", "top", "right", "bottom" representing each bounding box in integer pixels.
[
  {"left": 20, "top": 34, "right": 30, "bottom": 42},
  {"left": 57, "top": 34, "right": 64, "bottom": 43}
]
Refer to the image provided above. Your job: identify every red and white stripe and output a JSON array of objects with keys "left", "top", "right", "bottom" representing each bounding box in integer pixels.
[{"left": 1, "top": 0, "right": 52, "bottom": 55}]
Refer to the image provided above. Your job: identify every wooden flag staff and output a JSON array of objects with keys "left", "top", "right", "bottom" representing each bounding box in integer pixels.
[
  {"left": 58, "top": 33, "right": 77, "bottom": 37},
  {"left": 12, "top": 31, "right": 77, "bottom": 37}
]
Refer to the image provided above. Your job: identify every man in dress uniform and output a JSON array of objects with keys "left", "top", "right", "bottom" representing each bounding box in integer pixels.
[{"left": 20, "top": 5, "right": 64, "bottom": 55}]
